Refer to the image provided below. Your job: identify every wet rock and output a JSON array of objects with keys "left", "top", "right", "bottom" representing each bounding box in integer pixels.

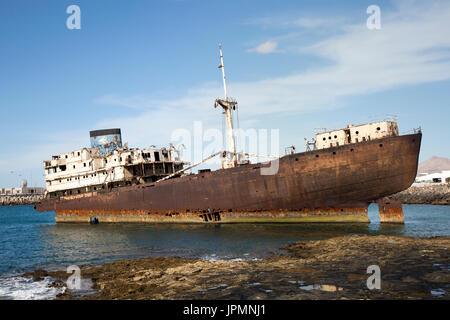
[
  {"left": 26, "top": 235, "right": 450, "bottom": 300},
  {"left": 424, "top": 272, "right": 450, "bottom": 283},
  {"left": 23, "top": 269, "right": 49, "bottom": 282}
]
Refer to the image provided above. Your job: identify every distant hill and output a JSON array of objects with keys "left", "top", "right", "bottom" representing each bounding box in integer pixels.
[{"left": 418, "top": 156, "right": 450, "bottom": 175}]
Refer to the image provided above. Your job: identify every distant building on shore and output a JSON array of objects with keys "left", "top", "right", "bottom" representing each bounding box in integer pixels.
[
  {"left": 415, "top": 170, "right": 450, "bottom": 184},
  {"left": 0, "top": 180, "right": 45, "bottom": 196}
]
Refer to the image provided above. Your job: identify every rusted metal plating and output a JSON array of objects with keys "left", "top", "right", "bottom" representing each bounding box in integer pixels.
[
  {"left": 377, "top": 198, "right": 404, "bottom": 224},
  {"left": 36, "top": 133, "right": 422, "bottom": 224}
]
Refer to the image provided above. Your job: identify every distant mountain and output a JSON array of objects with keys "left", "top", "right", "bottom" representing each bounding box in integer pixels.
[{"left": 418, "top": 156, "right": 450, "bottom": 175}]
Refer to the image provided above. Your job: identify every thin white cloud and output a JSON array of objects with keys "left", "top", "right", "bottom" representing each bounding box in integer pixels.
[
  {"left": 93, "top": 94, "right": 160, "bottom": 109},
  {"left": 97, "top": 1, "right": 450, "bottom": 117},
  {"left": 3, "top": 0, "right": 450, "bottom": 183},
  {"left": 245, "top": 15, "right": 344, "bottom": 30},
  {"left": 246, "top": 41, "right": 279, "bottom": 54},
  {"left": 90, "top": 0, "right": 450, "bottom": 154},
  {"left": 293, "top": 17, "right": 343, "bottom": 28}
]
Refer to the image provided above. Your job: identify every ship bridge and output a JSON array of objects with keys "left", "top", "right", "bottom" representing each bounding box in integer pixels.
[{"left": 43, "top": 130, "right": 187, "bottom": 198}]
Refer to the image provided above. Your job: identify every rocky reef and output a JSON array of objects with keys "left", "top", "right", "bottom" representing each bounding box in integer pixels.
[
  {"left": 26, "top": 235, "right": 450, "bottom": 300},
  {"left": 389, "top": 184, "right": 449, "bottom": 205}
]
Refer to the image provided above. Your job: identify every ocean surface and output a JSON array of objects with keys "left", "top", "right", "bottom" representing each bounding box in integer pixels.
[{"left": 0, "top": 204, "right": 449, "bottom": 299}]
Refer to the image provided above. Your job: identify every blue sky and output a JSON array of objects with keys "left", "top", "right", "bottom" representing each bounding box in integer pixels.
[{"left": 1, "top": 0, "right": 450, "bottom": 187}]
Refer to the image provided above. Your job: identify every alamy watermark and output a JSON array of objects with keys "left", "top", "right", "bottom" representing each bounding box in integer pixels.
[
  {"left": 170, "top": 121, "right": 280, "bottom": 175},
  {"left": 66, "top": 265, "right": 81, "bottom": 290},
  {"left": 66, "top": 5, "right": 81, "bottom": 30},
  {"left": 367, "top": 5, "right": 381, "bottom": 30},
  {"left": 366, "top": 265, "right": 381, "bottom": 290}
]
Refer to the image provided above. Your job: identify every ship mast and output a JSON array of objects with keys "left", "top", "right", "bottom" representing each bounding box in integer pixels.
[{"left": 215, "top": 44, "right": 237, "bottom": 168}]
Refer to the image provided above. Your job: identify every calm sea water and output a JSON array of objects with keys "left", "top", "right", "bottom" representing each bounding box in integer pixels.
[{"left": 0, "top": 204, "right": 449, "bottom": 299}]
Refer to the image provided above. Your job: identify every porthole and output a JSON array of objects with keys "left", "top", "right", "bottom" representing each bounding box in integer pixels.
[
  {"left": 350, "top": 148, "right": 354, "bottom": 152},
  {"left": 377, "top": 127, "right": 381, "bottom": 131},
  {"left": 356, "top": 131, "right": 359, "bottom": 135},
  {"left": 328, "top": 136, "right": 331, "bottom": 140},
  {"left": 323, "top": 137, "right": 326, "bottom": 141},
  {"left": 334, "top": 135, "right": 337, "bottom": 139},
  {"left": 379, "top": 144, "right": 383, "bottom": 147},
  {"left": 315, "top": 154, "right": 319, "bottom": 158}
]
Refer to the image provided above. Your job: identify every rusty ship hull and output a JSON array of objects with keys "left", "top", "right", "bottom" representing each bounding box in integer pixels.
[{"left": 35, "top": 133, "right": 421, "bottom": 223}]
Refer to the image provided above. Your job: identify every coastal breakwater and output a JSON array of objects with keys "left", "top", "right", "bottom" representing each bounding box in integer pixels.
[
  {"left": 0, "top": 195, "right": 44, "bottom": 206},
  {"left": 389, "top": 184, "right": 449, "bottom": 205},
  {"left": 1, "top": 184, "right": 447, "bottom": 208}
]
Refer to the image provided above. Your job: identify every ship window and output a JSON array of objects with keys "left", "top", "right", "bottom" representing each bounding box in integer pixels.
[
  {"left": 65, "top": 155, "right": 68, "bottom": 159},
  {"left": 323, "top": 137, "right": 326, "bottom": 141},
  {"left": 356, "top": 131, "right": 359, "bottom": 135},
  {"left": 350, "top": 148, "right": 354, "bottom": 152},
  {"left": 60, "top": 165, "right": 66, "bottom": 171},
  {"left": 379, "top": 144, "right": 383, "bottom": 147},
  {"left": 328, "top": 136, "right": 331, "bottom": 140},
  {"left": 84, "top": 163, "right": 86, "bottom": 167},
  {"left": 154, "top": 152, "right": 160, "bottom": 162},
  {"left": 334, "top": 135, "right": 337, "bottom": 139},
  {"left": 73, "top": 165, "right": 75, "bottom": 169},
  {"left": 77, "top": 152, "right": 80, "bottom": 156},
  {"left": 120, "top": 157, "right": 122, "bottom": 161},
  {"left": 377, "top": 127, "right": 381, "bottom": 131},
  {"left": 315, "top": 154, "right": 319, "bottom": 158}
]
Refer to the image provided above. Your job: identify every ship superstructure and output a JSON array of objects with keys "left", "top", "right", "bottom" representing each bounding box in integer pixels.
[
  {"left": 44, "top": 129, "right": 185, "bottom": 198},
  {"left": 313, "top": 120, "right": 399, "bottom": 150}
]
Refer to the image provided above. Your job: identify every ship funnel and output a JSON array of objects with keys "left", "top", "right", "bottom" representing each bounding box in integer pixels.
[{"left": 89, "top": 128, "right": 122, "bottom": 156}]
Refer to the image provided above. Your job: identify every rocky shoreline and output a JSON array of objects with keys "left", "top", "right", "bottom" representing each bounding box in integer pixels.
[
  {"left": 0, "top": 195, "right": 44, "bottom": 206},
  {"left": 389, "top": 184, "right": 449, "bottom": 205},
  {"left": 25, "top": 235, "right": 450, "bottom": 300}
]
